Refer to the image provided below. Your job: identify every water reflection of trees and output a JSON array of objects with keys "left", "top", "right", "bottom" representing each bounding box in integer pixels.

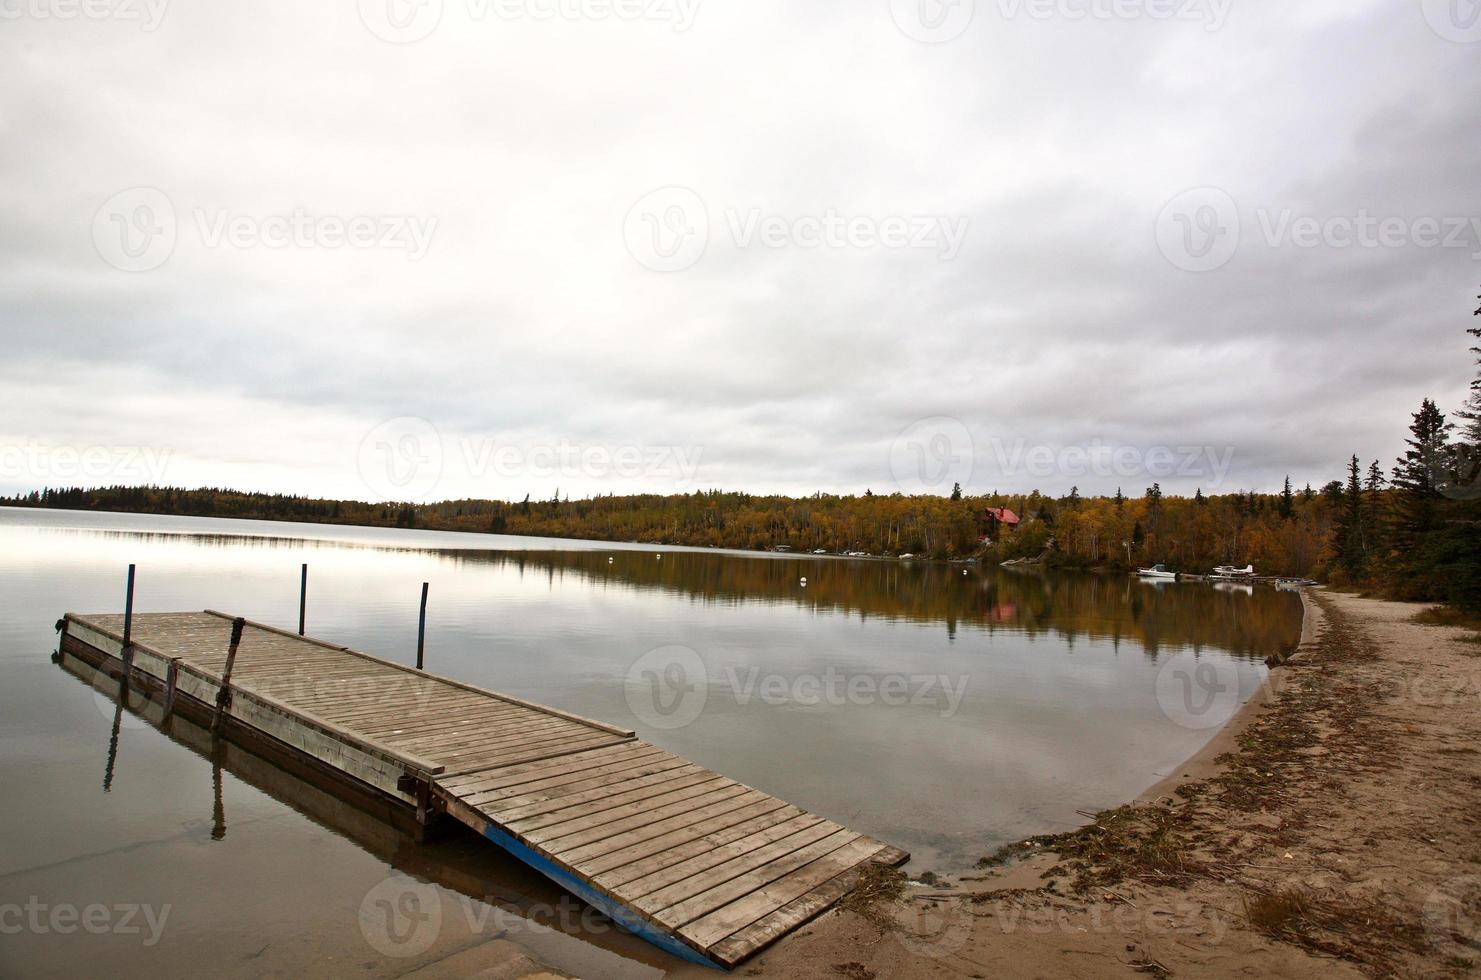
[
  {"left": 440, "top": 551, "right": 1302, "bottom": 661},
  {"left": 44, "top": 527, "right": 380, "bottom": 551},
  {"left": 51, "top": 527, "right": 1300, "bottom": 660}
]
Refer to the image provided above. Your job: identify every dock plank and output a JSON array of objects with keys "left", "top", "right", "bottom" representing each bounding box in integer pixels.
[
  {"left": 500, "top": 768, "right": 722, "bottom": 828},
  {"left": 553, "top": 789, "right": 778, "bottom": 865},
  {"left": 585, "top": 800, "right": 802, "bottom": 880},
  {"left": 705, "top": 848, "right": 906, "bottom": 964},
  {"left": 457, "top": 748, "right": 678, "bottom": 802},
  {"left": 649, "top": 828, "right": 861, "bottom": 926},
  {"left": 468, "top": 757, "right": 699, "bottom": 814},
  {"left": 615, "top": 812, "right": 830, "bottom": 897},
  {"left": 438, "top": 743, "right": 655, "bottom": 791},
  {"left": 678, "top": 836, "right": 890, "bottom": 948}
]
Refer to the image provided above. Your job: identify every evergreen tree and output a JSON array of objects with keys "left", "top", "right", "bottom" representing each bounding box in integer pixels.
[
  {"left": 1457, "top": 284, "right": 1481, "bottom": 435},
  {"left": 1390, "top": 399, "right": 1450, "bottom": 553},
  {"left": 1332, "top": 455, "right": 1364, "bottom": 573},
  {"left": 1459, "top": 286, "right": 1481, "bottom": 444},
  {"left": 950, "top": 482, "right": 962, "bottom": 501},
  {"left": 1363, "top": 460, "right": 1386, "bottom": 558},
  {"left": 1194, "top": 487, "right": 1206, "bottom": 505},
  {"left": 1450, "top": 298, "right": 1481, "bottom": 496},
  {"left": 1279, "top": 476, "right": 1294, "bottom": 519},
  {"left": 1386, "top": 297, "right": 1481, "bottom": 610}
]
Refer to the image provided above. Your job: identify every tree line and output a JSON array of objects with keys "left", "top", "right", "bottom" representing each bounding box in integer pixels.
[
  {"left": 1320, "top": 290, "right": 1481, "bottom": 610},
  {"left": 7, "top": 292, "right": 1478, "bottom": 610},
  {"left": 0, "top": 482, "right": 1336, "bottom": 572}
]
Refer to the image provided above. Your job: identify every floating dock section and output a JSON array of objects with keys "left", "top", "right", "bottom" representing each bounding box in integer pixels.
[{"left": 58, "top": 610, "right": 907, "bottom": 968}]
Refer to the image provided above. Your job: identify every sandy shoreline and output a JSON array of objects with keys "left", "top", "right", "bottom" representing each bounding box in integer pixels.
[
  {"left": 661, "top": 589, "right": 1481, "bottom": 979},
  {"left": 1135, "top": 585, "right": 1319, "bottom": 806}
]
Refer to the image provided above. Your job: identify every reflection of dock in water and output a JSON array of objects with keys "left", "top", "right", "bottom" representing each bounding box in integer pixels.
[
  {"left": 59, "top": 647, "right": 671, "bottom": 970},
  {"left": 58, "top": 610, "right": 907, "bottom": 969}
]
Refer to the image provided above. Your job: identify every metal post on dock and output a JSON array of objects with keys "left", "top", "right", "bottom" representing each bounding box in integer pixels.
[
  {"left": 212, "top": 617, "right": 247, "bottom": 735},
  {"left": 416, "top": 582, "right": 429, "bottom": 670},
  {"left": 121, "top": 563, "right": 136, "bottom": 668},
  {"left": 299, "top": 563, "right": 308, "bottom": 636}
]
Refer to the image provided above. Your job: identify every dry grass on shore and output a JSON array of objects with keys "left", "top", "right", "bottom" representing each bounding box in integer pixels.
[
  {"left": 1411, "top": 605, "right": 1481, "bottom": 644},
  {"left": 838, "top": 864, "right": 907, "bottom": 930}
]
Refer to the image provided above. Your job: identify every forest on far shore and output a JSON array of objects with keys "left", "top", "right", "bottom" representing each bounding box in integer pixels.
[{"left": 7, "top": 298, "right": 1480, "bottom": 612}]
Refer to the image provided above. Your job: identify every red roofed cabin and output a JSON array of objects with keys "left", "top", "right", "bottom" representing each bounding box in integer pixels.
[{"left": 980, "top": 507, "right": 1021, "bottom": 544}]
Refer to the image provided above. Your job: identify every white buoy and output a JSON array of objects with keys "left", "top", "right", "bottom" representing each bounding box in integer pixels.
[
  {"left": 608, "top": 557, "right": 614, "bottom": 563},
  {"left": 800, "top": 577, "right": 808, "bottom": 586},
  {"left": 656, "top": 554, "right": 661, "bottom": 560}
]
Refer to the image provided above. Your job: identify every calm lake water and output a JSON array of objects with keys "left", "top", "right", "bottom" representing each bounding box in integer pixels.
[{"left": 0, "top": 508, "right": 1301, "bottom": 977}]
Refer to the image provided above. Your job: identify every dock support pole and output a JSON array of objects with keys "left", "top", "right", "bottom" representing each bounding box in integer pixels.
[
  {"left": 121, "top": 563, "right": 136, "bottom": 676},
  {"left": 163, "top": 660, "right": 180, "bottom": 719},
  {"left": 212, "top": 617, "right": 247, "bottom": 735},
  {"left": 299, "top": 563, "right": 308, "bottom": 636},
  {"left": 416, "top": 582, "right": 429, "bottom": 671}
]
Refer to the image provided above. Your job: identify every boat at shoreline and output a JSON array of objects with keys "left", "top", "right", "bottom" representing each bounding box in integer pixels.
[{"left": 1137, "top": 564, "right": 1177, "bottom": 579}]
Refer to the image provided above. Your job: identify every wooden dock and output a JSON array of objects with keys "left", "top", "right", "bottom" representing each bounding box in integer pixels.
[{"left": 57, "top": 610, "right": 907, "bottom": 969}]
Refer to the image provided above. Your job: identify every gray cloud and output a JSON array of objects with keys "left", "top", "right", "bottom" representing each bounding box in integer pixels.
[{"left": 1, "top": 0, "right": 1478, "bottom": 503}]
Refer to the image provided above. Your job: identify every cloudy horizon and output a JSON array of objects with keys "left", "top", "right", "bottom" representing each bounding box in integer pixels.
[{"left": 3, "top": 0, "right": 1478, "bottom": 505}]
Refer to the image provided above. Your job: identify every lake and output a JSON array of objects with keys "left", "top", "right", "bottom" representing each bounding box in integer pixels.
[{"left": 0, "top": 507, "right": 1301, "bottom": 977}]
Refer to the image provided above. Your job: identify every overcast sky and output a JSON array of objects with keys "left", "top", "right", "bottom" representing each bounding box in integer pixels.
[{"left": 2, "top": 0, "right": 1478, "bottom": 503}]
